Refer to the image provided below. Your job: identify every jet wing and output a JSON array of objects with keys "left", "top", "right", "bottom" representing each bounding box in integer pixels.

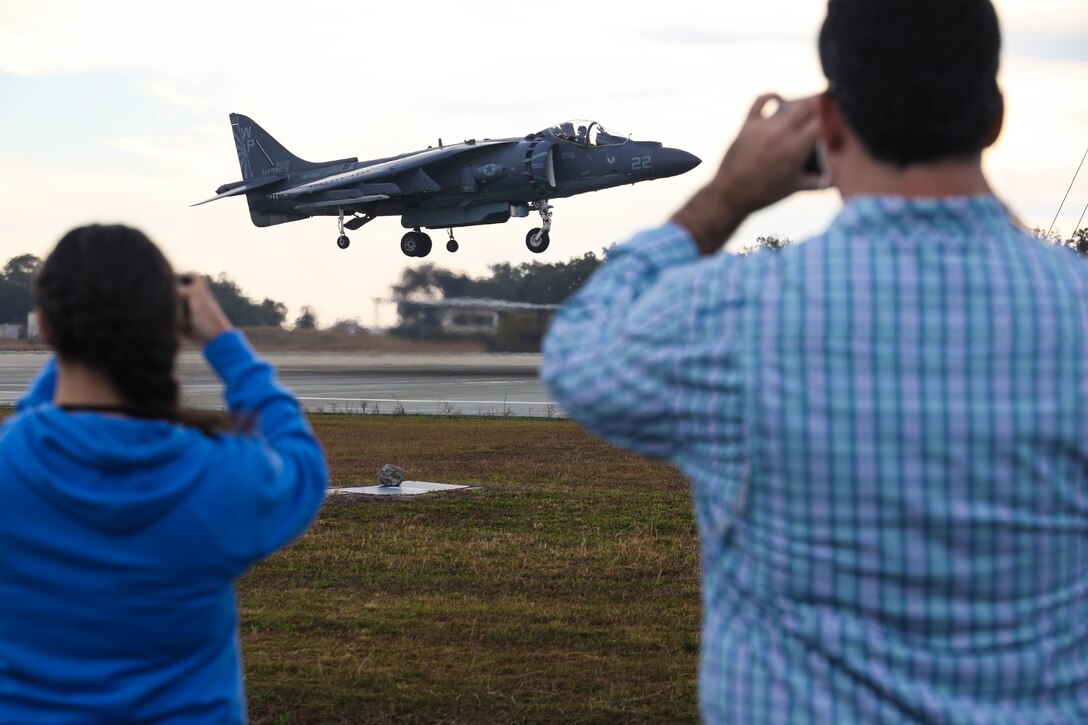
[
  {"left": 294, "top": 194, "right": 390, "bottom": 211},
  {"left": 271, "top": 140, "right": 510, "bottom": 199},
  {"left": 190, "top": 174, "right": 286, "bottom": 206}
]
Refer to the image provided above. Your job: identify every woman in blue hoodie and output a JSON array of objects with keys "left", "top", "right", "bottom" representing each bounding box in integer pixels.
[{"left": 0, "top": 225, "right": 329, "bottom": 724}]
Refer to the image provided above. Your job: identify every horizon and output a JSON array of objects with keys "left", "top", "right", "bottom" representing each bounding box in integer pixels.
[{"left": 2, "top": 0, "right": 1086, "bottom": 327}]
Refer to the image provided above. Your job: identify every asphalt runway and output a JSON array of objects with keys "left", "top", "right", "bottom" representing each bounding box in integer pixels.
[{"left": 0, "top": 352, "right": 562, "bottom": 418}]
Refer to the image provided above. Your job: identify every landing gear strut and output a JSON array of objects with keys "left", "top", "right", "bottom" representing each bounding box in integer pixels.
[
  {"left": 336, "top": 207, "right": 350, "bottom": 249},
  {"left": 526, "top": 200, "right": 553, "bottom": 253},
  {"left": 446, "top": 229, "right": 459, "bottom": 253},
  {"left": 401, "top": 228, "right": 433, "bottom": 258},
  {"left": 334, "top": 210, "right": 376, "bottom": 248}
]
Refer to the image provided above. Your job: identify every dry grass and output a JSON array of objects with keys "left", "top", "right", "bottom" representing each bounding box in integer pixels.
[
  {"left": 237, "top": 328, "right": 485, "bottom": 354},
  {"left": 0, "top": 337, "right": 48, "bottom": 351},
  {"left": 240, "top": 415, "right": 700, "bottom": 724},
  {"left": 0, "top": 328, "right": 486, "bottom": 354}
]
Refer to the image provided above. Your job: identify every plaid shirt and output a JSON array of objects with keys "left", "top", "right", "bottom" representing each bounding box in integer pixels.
[{"left": 542, "top": 196, "right": 1088, "bottom": 723}]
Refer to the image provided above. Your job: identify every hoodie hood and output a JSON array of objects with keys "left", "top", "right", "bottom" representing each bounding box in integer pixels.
[{"left": 5, "top": 407, "right": 211, "bottom": 534}]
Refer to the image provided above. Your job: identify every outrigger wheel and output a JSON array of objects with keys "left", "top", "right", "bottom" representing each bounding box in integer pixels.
[
  {"left": 446, "top": 229, "right": 459, "bottom": 253},
  {"left": 335, "top": 207, "right": 350, "bottom": 250}
]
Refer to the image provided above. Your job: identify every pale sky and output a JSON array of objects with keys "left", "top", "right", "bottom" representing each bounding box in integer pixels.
[{"left": 1, "top": 0, "right": 1086, "bottom": 327}]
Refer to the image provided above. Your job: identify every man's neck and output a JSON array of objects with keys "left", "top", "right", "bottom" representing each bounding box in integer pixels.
[
  {"left": 54, "top": 360, "right": 127, "bottom": 408},
  {"left": 836, "top": 155, "right": 992, "bottom": 201}
]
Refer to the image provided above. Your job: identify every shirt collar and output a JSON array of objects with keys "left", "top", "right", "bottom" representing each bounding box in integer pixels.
[{"left": 832, "top": 194, "right": 1012, "bottom": 237}]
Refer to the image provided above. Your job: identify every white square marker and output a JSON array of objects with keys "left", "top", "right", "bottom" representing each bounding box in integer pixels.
[{"left": 328, "top": 481, "right": 473, "bottom": 496}]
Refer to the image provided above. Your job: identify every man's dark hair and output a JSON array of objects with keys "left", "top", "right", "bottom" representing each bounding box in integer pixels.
[{"left": 819, "top": 0, "right": 1001, "bottom": 166}]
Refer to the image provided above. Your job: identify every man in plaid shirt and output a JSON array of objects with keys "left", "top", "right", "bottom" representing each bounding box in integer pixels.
[{"left": 543, "top": 1, "right": 1088, "bottom": 722}]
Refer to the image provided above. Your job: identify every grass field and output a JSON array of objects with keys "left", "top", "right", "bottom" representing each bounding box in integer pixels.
[
  {"left": 240, "top": 415, "right": 701, "bottom": 724},
  {"left": 0, "top": 326, "right": 486, "bottom": 354}
]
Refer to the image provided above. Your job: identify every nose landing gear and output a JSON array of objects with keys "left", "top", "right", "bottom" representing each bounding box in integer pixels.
[
  {"left": 446, "top": 229, "right": 459, "bottom": 253},
  {"left": 526, "top": 229, "right": 550, "bottom": 253},
  {"left": 526, "top": 200, "right": 553, "bottom": 253}
]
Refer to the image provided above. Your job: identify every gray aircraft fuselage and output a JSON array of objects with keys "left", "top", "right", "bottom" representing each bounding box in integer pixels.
[{"left": 197, "top": 114, "right": 700, "bottom": 257}]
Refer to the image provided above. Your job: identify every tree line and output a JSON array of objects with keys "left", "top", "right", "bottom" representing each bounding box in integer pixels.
[
  {"left": 1032, "top": 226, "right": 1088, "bottom": 254},
  {"left": 2, "top": 225, "right": 1082, "bottom": 336},
  {"left": 391, "top": 252, "right": 606, "bottom": 350},
  {"left": 392, "top": 251, "right": 605, "bottom": 305},
  {"left": 0, "top": 255, "right": 288, "bottom": 328}
]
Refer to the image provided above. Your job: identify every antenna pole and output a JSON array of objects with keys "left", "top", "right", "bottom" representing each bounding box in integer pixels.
[{"left": 1048, "top": 146, "right": 1088, "bottom": 238}]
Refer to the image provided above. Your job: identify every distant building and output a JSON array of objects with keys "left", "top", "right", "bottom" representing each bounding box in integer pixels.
[
  {"left": 387, "top": 297, "right": 558, "bottom": 336},
  {"left": 26, "top": 311, "right": 40, "bottom": 342},
  {"left": 0, "top": 324, "right": 22, "bottom": 341},
  {"left": 441, "top": 310, "right": 500, "bottom": 335}
]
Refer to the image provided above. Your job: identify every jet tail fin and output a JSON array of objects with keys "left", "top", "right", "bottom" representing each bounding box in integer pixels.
[{"left": 229, "top": 113, "right": 357, "bottom": 181}]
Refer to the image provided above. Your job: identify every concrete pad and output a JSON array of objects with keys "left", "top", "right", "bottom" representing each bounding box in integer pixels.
[{"left": 328, "top": 481, "right": 473, "bottom": 496}]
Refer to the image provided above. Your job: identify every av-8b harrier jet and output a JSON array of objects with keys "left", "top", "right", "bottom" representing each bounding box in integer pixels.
[{"left": 195, "top": 114, "right": 700, "bottom": 257}]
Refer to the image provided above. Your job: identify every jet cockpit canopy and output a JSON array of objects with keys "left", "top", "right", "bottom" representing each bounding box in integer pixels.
[{"left": 546, "top": 120, "right": 628, "bottom": 147}]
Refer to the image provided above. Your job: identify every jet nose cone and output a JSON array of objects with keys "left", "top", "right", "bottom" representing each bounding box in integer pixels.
[{"left": 658, "top": 148, "right": 701, "bottom": 178}]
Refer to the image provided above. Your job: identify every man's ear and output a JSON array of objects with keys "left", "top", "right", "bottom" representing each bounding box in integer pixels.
[
  {"left": 983, "top": 90, "right": 1005, "bottom": 149},
  {"left": 817, "top": 91, "right": 846, "bottom": 153}
]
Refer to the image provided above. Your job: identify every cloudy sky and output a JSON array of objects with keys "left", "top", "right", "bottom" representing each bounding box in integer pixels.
[{"left": 1, "top": 0, "right": 1086, "bottom": 327}]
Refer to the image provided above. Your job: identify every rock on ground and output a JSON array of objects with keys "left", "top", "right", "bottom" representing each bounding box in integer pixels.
[{"left": 378, "top": 464, "right": 406, "bottom": 487}]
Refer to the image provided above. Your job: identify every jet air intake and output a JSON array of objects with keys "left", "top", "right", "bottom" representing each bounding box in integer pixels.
[{"left": 523, "top": 141, "right": 556, "bottom": 194}]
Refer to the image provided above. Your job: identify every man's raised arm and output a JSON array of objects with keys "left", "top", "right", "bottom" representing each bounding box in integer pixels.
[{"left": 541, "top": 94, "right": 822, "bottom": 458}]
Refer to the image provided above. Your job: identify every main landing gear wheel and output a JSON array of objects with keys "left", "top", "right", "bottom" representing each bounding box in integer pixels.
[
  {"left": 526, "top": 228, "right": 550, "bottom": 253},
  {"left": 401, "top": 231, "right": 433, "bottom": 258}
]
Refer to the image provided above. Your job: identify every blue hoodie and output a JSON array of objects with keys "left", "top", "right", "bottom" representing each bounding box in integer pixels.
[{"left": 0, "top": 330, "right": 328, "bottom": 724}]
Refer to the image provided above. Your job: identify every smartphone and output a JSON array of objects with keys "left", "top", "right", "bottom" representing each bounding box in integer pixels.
[
  {"left": 803, "top": 141, "right": 832, "bottom": 189},
  {"left": 177, "top": 274, "right": 193, "bottom": 331},
  {"left": 770, "top": 99, "right": 831, "bottom": 188}
]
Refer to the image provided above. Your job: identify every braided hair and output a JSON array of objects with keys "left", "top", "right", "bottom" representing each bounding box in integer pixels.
[{"left": 37, "top": 224, "right": 227, "bottom": 432}]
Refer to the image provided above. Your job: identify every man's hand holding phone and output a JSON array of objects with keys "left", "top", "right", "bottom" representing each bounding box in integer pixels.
[{"left": 673, "top": 93, "right": 826, "bottom": 255}]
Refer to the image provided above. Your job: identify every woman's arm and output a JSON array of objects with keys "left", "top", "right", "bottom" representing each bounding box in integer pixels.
[{"left": 179, "top": 275, "right": 328, "bottom": 560}]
